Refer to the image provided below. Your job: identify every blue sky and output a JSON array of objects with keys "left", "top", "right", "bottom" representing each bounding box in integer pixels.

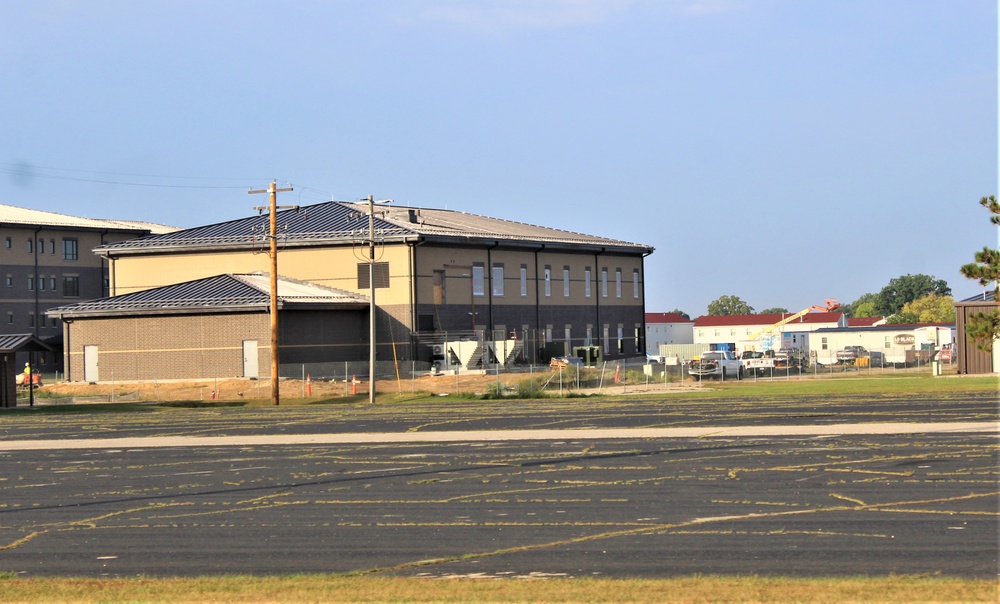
[{"left": 2, "top": 0, "right": 996, "bottom": 316}]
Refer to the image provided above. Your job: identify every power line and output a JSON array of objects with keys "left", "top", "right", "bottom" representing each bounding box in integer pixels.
[{"left": 0, "top": 162, "right": 263, "bottom": 189}]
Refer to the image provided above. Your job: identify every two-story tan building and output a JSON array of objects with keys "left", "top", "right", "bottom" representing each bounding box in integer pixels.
[{"left": 49, "top": 201, "right": 653, "bottom": 381}]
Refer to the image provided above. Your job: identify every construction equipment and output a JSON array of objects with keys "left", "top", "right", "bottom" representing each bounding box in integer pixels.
[{"left": 746, "top": 299, "right": 841, "bottom": 350}]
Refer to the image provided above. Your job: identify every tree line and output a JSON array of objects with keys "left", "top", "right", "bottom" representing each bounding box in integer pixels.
[{"left": 670, "top": 196, "right": 999, "bottom": 351}]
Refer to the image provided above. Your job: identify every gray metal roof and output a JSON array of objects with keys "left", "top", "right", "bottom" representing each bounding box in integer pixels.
[
  {"left": 0, "top": 334, "right": 55, "bottom": 353},
  {"left": 46, "top": 273, "right": 369, "bottom": 319},
  {"left": 0, "top": 203, "right": 177, "bottom": 234},
  {"left": 93, "top": 201, "right": 652, "bottom": 255},
  {"left": 960, "top": 290, "right": 996, "bottom": 303}
]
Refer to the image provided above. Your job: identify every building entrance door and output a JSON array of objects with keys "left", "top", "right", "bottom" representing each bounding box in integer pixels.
[
  {"left": 242, "top": 340, "right": 259, "bottom": 379},
  {"left": 83, "top": 345, "right": 99, "bottom": 382}
]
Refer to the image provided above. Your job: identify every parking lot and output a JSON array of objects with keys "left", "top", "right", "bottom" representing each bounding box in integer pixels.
[{"left": 0, "top": 393, "right": 996, "bottom": 579}]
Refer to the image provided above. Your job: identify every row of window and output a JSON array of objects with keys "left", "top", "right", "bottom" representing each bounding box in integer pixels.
[
  {"left": 4, "top": 236, "right": 79, "bottom": 260},
  {"left": 5, "top": 311, "right": 60, "bottom": 329},
  {"left": 540, "top": 323, "right": 644, "bottom": 356},
  {"left": 5, "top": 275, "right": 80, "bottom": 297},
  {"left": 818, "top": 337, "right": 905, "bottom": 350},
  {"left": 473, "top": 264, "right": 640, "bottom": 300}
]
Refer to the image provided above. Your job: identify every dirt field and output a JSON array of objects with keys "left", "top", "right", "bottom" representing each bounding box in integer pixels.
[
  {"left": 32, "top": 372, "right": 540, "bottom": 403},
  {"left": 28, "top": 368, "right": 697, "bottom": 404}
]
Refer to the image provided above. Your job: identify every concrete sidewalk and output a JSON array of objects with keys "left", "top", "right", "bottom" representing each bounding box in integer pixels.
[{"left": 2, "top": 421, "right": 996, "bottom": 450}]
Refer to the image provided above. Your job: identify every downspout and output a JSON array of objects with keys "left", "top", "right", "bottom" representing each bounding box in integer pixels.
[
  {"left": 32, "top": 227, "right": 41, "bottom": 340},
  {"left": 534, "top": 244, "right": 545, "bottom": 363},
  {"left": 63, "top": 317, "right": 72, "bottom": 381},
  {"left": 485, "top": 241, "right": 499, "bottom": 337},
  {"left": 407, "top": 237, "right": 427, "bottom": 362},
  {"left": 100, "top": 230, "right": 110, "bottom": 296},
  {"left": 641, "top": 249, "right": 653, "bottom": 356},
  {"left": 594, "top": 248, "right": 604, "bottom": 353}
]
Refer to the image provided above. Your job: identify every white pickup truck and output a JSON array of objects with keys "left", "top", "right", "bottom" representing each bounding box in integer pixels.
[
  {"left": 688, "top": 350, "right": 743, "bottom": 379},
  {"left": 741, "top": 350, "right": 776, "bottom": 376}
]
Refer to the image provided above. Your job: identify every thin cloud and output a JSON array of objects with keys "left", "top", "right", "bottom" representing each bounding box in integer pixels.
[
  {"left": 401, "top": 0, "right": 639, "bottom": 33},
  {"left": 390, "top": 0, "right": 741, "bottom": 34}
]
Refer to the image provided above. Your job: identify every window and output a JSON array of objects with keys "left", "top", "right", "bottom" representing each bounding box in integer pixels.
[
  {"left": 618, "top": 326, "right": 624, "bottom": 354},
  {"left": 471, "top": 264, "right": 485, "bottom": 297},
  {"left": 5, "top": 312, "right": 12, "bottom": 325},
  {"left": 4, "top": 237, "right": 10, "bottom": 249},
  {"left": 49, "top": 277, "right": 56, "bottom": 290},
  {"left": 62, "top": 276, "right": 79, "bottom": 297},
  {"left": 601, "top": 268, "right": 608, "bottom": 298},
  {"left": 633, "top": 269, "right": 640, "bottom": 299},
  {"left": 38, "top": 278, "right": 44, "bottom": 291},
  {"left": 432, "top": 270, "right": 445, "bottom": 305},
  {"left": 49, "top": 239, "right": 55, "bottom": 254},
  {"left": 27, "top": 238, "right": 33, "bottom": 254},
  {"left": 563, "top": 267, "right": 570, "bottom": 297},
  {"left": 584, "top": 267, "right": 592, "bottom": 298},
  {"left": 357, "top": 262, "right": 390, "bottom": 289},
  {"left": 544, "top": 266, "right": 551, "bottom": 297},
  {"left": 49, "top": 316, "right": 58, "bottom": 328},
  {"left": 545, "top": 325, "right": 552, "bottom": 343},
  {"left": 821, "top": 337, "right": 828, "bottom": 350},
  {"left": 564, "top": 326, "right": 571, "bottom": 347},
  {"left": 27, "top": 276, "right": 34, "bottom": 290},
  {"left": 63, "top": 238, "right": 78, "bottom": 261},
  {"left": 492, "top": 265, "right": 504, "bottom": 296},
  {"left": 615, "top": 269, "right": 622, "bottom": 299},
  {"left": 602, "top": 325, "right": 610, "bottom": 354},
  {"left": 520, "top": 265, "right": 527, "bottom": 297},
  {"left": 37, "top": 239, "right": 44, "bottom": 254},
  {"left": 28, "top": 313, "right": 34, "bottom": 328},
  {"left": 5, "top": 275, "right": 11, "bottom": 287}
]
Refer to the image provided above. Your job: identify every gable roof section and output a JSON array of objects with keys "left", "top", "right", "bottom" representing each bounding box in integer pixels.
[
  {"left": 46, "top": 273, "right": 369, "bottom": 319},
  {"left": 93, "top": 201, "right": 652, "bottom": 256},
  {"left": 0, "top": 334, "right": 55, "bottom": 354},
  {"left": 847, "top": 316, "right": 885, "bottom": 327},
  {"left": 693, "top": 312, "right": 843, "bottom": 328},
  {"left": 646, "top": 312, "right": 693, "bottom": 324},
  {"left": 960, "top": 290, "right": 996, "bottom": 303},
  {"left": 814, "top": 323, "right": 954, "bottom": 334},
  {"left": 0, "top": 203, "right": 176, "bottom": 234}
]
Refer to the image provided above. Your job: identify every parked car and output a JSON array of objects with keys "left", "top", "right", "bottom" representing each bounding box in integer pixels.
[
  {"left": 836, "top": 345, "right": 869, "bottom": 364},
  {"left": 550, "top": 356, "right": 584, "bottom": 368},
  {"left": 774, "top": 347, "right": 806, "bottom": 368}
]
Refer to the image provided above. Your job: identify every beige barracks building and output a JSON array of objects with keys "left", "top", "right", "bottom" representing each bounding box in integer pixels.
[{"left": 49, "top": 201, "right": 653, "bottom": 381}]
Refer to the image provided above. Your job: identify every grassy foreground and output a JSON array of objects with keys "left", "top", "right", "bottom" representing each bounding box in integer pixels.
[{"left": 0, "top": 575, "right": 996, "bottom": 603}]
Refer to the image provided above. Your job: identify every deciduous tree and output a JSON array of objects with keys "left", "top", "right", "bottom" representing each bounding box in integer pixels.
[
  {"left": 899, "top": 294, "right": 955, "bottom": 324},
  {"left": 842, "top": 292, "right": 881, "bottom": 318},
  {"left": 707, "top": 295, "right": 754, "bottom": 316},
  {"left": 758, "top": 307, "right": 789, "bottom": 315},
  {"left": 668, "top": 309, "right": 691, "bottom": 320},
  {"left": 875, "top": 274, "right": 951, "bottom": 317}
]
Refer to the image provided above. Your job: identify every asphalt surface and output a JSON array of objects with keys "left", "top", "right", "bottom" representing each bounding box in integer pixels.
[{"left": 0, "top": 392, "right": 997, "bottom": 579}]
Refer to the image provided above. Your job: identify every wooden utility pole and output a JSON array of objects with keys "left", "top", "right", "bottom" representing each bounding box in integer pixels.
[
  {"left": 249, "top": 180, "right": 294, "bottom": 406},
  {"left": 368, "top": 194, "right": 376, "bottom": 406}
]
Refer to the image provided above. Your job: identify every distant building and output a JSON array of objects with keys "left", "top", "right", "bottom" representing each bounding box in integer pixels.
[
  {"left": 0, "top": 204, "right": 174, "bottom": 373},
  {"left": 954, "top": 291, "right": 998, "bottom": 374},
  {"left": 51, "top": 201, "right": 653, "bottom": 381},
  {"left": 645, "top": 312, "right": 694, "bottom": 356},
  {"left": 693, "top": 312, "right": 846, "bottom": 354},
  {"left": 810, "top": 323, "right": 955, "bottom": 366}
]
